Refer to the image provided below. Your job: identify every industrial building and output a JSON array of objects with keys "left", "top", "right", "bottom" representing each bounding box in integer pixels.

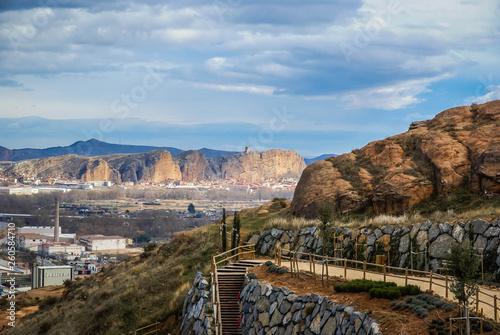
[
  {"left": 79, "top": 235, "right": 126, "bottom": 252},
  {"left": 32, "top": 265, "right": 74, "bottom": 289}
]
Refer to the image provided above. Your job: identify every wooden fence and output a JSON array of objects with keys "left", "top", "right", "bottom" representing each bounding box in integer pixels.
[
  {"left": 135, "top": 321, "right": 160, "bottom": 335},
  {"left": 275, "top": 246, "right": 500, "bottom": 322}
]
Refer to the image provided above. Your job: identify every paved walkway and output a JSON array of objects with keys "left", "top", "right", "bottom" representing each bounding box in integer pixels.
[{"left": 258, "top": 257, "right": 500, "bottom": 321}]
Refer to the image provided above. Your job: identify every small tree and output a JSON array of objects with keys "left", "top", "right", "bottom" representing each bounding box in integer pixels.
[
  {"left": 316, "top": 201, "right": 334, "bottom": 256},
  {"left": 231, "top": 211, "right": 241, "bottom": 254},
  {"left": 221, "top": 208, "right": 227, "bottom": 252},
  {"left": 187, "top": 203, "right": 196, "bottom": 213},
  {"left": 447, "top": 242, "right": 480, "bottom": 335}
]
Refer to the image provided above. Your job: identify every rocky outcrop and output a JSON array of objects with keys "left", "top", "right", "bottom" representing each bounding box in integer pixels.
[
  {"left": 240, "top": 279, "right": 380, "bottom": 335},
  {"left": 0, "top": 148, "right": 306, "bottom": 184},
  {"left": 180, "top": 272, "right": 214, "bottom": 335},
  {"left": 0, "top": 149, "right": 181, "bottom": 184},
  {"left": 291, "top": 100, "right": 500, "bottom": 218},
  {"left": 174, "top": 150, "right": 208, "bottom": 182},
  {"left": 253, "top": 219, "right": 500, "bottom": 273},
  {"left": 205, "top": 149, "right": 306, "bottom": 183}
]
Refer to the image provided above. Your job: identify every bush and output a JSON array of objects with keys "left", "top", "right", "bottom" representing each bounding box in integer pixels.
[
  {"left": 369, "top": 287, "right": 401, "bottom": 300},
  {"left": 393, "top": 294, "right": 454, "bottom": 316},
  {"left": 247, "top": 273, "right": 257, "bottom": 280},
  {"left": 265, "top": 261, "right": 273, "bottom": 267},
  {"left": 277, "top": 268, "right": 287, "bottom": 274}
]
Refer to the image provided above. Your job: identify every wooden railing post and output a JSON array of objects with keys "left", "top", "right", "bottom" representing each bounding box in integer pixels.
[
  {"left": 309, "top": 253, "right": 312, "bottom": 274},
  {"left": 495, "top": 295, "right": 498, "bottom": 322},
  {"left": 405, "top": 267, "right": 408, "bottom": 286},
  {"left": 476, "top": 291, "right": 479, "bottom": 312},
  {"left": 363, "top": 261, "right": 366, "bottom": 280},
  {"left": 325, "top": 257, "right": 329, "bottom": 285},
  {"left": 313, "top": 255, "right": 316, "bottom": 285},
  {"left": 445, "top": 275, "right": 449, "bottom": 299},
  {"left": 344, "top": 258, "right": 347, "bottom": 278},
  {"left": 383, "top": 264, "right": 386, "bottom": 282},
  {"left": 290, "top": 251, "right": 294, "bottom": 277},
  {"left": 429, "top": 271, "right": 433, "bottom": 292}
]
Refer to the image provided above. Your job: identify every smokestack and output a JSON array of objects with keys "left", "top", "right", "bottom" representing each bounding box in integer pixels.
[{"left": 54, "top": 197, "right": 60, "bottom": 243}]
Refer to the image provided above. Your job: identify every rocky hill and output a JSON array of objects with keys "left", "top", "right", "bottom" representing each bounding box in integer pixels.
[
  {"left": 0, "top": 148, "right": 306, "bottom": 184},
  {"left": 291, "top": 100, "right": 500, "bottom": 218}
]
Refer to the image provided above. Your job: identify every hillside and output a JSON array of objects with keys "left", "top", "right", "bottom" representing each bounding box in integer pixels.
[
  {"left": 0, "top": 148, "right": 306, "bottom": 184},
  {"left": 4, "top": 200, "right": 288, "bottom": 335},
  {"left": 291, "top": 101, "right": 500, "bottom": 218}
]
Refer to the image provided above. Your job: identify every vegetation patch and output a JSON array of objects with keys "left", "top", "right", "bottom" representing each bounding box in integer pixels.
[
  {"left": 264, "top": 261, "right": 288, "bottom": 274},
  {"left": 391, "top": 294, "right": 453, "bottom": 318},
  {"left": 334, "top": 279, "right": 421, "bottom": 300}
]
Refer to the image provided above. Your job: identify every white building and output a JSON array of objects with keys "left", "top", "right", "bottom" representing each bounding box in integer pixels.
[
  {"left": 0, "top": 187, "right": 38, "bottom": 195},
  {"left": 38, "top": 243, "right": 83, "bottom": 261},
  {"left": 79, "top": 235, "right": 126, "bottom": 252},
  {"left": 32, "top": 265, "right": 74, "bottom": 289}
]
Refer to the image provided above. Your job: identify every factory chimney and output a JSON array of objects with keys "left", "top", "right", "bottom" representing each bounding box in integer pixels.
[{"left": 54, "top": 197, "right": 60, "bottom": 243}]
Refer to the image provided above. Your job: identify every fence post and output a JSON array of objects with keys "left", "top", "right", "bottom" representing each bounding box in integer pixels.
[
  {"left": 363, "top": 261, "right": 366, "bottom": 280},
  {"left": 383, "top": 264, "right": 386, "bottom": 282},
  {"left": 278, "top": 247, "right": 281, "bottom": 266},
  {"left": 290, "top": 252, "right": 294, "bottom": 277},
  {"left": 476, "top": 291, "right": 479, "bottom": 313},
  {"left": 325, "top": 257, "right": 329, "bottom": 284},
  {"left": 321, "top": 257, "right": 325, "bottom": 287},
  {"left": 309, "top": 253, "right": 312, "bottom": 274},
  {"left": 494, "top": 295, "right": 498, "bottom": 322},
  {"left": 312, "top": 255, "right": 316, "bottom": 284},
  {"left": 445, "top": 275, "right": 449, "bottom": 299},
  {"left": 429, "top": 271, "right": 433, "bottom": 292},
  {"left": 344, "top": 258, "right": 347, "bottom": 278},
  {"left": 405, "top": 267, "right": 408, "bottom": 286},
  {"left": 295, "top": 253, "right": 300, "bottom": 278}
]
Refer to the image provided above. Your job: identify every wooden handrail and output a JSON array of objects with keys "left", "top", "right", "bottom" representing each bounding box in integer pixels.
[{"left": 279, "top": 247, "right": 500, "bottom": 320}]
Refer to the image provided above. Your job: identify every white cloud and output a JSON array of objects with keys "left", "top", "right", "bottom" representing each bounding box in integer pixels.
[
  {"left": 198, "top": 83, "right": 281, "bottom": 95},
  {"left": 467, "top": 85, "right": 500, "bottom": 104}
]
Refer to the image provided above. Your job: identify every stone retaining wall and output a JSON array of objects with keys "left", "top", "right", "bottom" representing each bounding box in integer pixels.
[
  {"left": 239, "top": 279, "right": 380, "bottom": 335},
  {"left": 180, "top": 272, "right": 214, "bottom": 335},
  {"left": 253, "top": 219, "right": 500, "bottom": 274}
]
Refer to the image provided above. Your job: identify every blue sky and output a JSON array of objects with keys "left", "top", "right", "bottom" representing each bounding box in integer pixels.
[{"left": 1, "top": 0, "right": 499, "bottom": 157}]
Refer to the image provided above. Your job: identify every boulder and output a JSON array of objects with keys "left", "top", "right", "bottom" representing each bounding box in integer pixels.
[
  {"left": 399, "top": 234, "right": 410, "bottom": 253},
  {"left": 473, "top": 219, "right": 490, "bottom": 235},
  {"left": 452, "top": 225, "right": 464, "bottom": 243},
  {"left": 429, "top": 234, "right": 456, "bottom": 258},
  {"left": 484, "top": 226, "right": 500, "bottom": 238},
  {"left": 440, "top": 222, "right": 452, "bottom": 235},
  {"left": 428, "top": 223, "right": 441, "bottom": 242}
]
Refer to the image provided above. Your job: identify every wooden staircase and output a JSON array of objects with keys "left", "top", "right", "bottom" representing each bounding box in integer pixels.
[{"left": 217, "top": 260, "right": 262, "bottom": 335}]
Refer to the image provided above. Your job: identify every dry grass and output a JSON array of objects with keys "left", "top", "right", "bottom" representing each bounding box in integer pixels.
[{"left": 262, "top": 216, "right": 320, "bottom": 232}]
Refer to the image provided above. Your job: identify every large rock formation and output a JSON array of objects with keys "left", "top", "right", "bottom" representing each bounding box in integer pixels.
[
  {"left": 205, "top": 149, "right": 306, "bottom": 183},
  {"left": 291, "top": 100, "right": 500, "bottom": 218},
  {"left": 0, "top": 148, "right": 306, "bottom": 184}
]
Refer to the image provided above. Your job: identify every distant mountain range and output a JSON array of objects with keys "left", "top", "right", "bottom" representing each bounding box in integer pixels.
[
  {"left": 0, "top": 139, "right": 335, "bottom": 165},
  {"left": 304, "top": 154, "right": 337, "bottom": 165},
  {"left": 0, "top": 139, "right": 239, "bottom": 162}
]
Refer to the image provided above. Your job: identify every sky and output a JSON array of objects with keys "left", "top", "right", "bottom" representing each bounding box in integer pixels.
[{"left": 1, "top": 0, "right": 500, "bottom": 157}]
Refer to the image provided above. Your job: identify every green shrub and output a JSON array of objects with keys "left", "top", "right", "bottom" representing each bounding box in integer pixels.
[
  {"left": 277, "top": 268, "right": 287, "bottom": 274},
  {"left": 369, "top": 287, "right": 401, "bottom": 300},
  {"left": 265, "top": 261, "right": 273, "bottom": 267},
  {"left": 247, "top": 273, "right": 257, "bottom": 280}
]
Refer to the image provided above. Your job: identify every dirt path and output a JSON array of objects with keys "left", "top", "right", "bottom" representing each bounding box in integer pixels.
[{"left": 256, "top": 257, "right": 500, "bottom": 320}]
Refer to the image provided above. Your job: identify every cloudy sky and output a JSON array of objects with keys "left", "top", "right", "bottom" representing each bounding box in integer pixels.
[{"left": 1, "top": 0, "right": 499, "bottom": 156}]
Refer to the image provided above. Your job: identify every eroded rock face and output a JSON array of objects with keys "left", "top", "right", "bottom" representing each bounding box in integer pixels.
[
  {"left": 206, "top": 149, "right": 306, "bottom": 183},
  {"left": 291, "top": 100, "right": 500, "bottom": 218},
  {"left": 0, "top": 148, "right": 306, "bottom": 184}
]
